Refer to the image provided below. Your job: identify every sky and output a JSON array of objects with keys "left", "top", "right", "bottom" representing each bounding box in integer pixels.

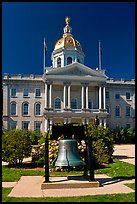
[{"left": 2, "top": 2, "right": 135, "bottom": 79}]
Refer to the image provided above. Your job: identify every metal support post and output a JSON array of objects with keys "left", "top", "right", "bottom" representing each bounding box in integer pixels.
[
  {"left": 44, "top": 130, "right": 50, "bottom": 182},
  {"left": 87, "top": 139, "right": 95, "bottom": 181}
]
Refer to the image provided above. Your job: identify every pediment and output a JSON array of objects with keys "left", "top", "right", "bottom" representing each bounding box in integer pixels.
[{"left": 46, "top": 63, "right": 107, "bottom": 78}]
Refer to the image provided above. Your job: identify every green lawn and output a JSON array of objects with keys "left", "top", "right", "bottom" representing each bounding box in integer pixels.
[
  {"left": 2, "top": 159, "right": 135, "bottom": 202},
  {"left": 2, "top": 159, "right": 135, "bottom": 182}
]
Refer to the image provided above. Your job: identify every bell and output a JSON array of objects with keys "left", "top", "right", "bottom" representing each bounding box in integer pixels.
[{"left": 55, "top": 139, "right": 85, "bottom": 167}]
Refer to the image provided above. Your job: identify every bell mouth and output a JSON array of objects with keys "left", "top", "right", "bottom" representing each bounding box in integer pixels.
[{"left": 54, "top": 138, "right": 85, "bottom": 167}]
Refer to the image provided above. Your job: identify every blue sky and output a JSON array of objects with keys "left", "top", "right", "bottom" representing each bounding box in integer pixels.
[{"left": 2, "top": 2, "right": 135, "bottom": 79}]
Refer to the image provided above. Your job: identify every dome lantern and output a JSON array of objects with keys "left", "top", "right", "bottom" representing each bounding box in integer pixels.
[{"left": 52, "top": 17, "right": 85, "bottom": 68}]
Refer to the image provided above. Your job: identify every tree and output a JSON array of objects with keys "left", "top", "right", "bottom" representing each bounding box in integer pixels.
[{"left": 2, "top": 129, "right": 32, "bottom": 165}]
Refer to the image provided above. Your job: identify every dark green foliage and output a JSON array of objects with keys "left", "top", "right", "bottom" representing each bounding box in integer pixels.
[
  {"left": 113, "top": 128, "right": 135, "bottom": 144},
  {"left": 2, "top": 129, "right": 32, "bottom": 165},
  {"left": 85, "top": 124, "right": 115, "bottom": 165},
  {"left": 28, "top": 130, "right": 43, "bottom": 145}
]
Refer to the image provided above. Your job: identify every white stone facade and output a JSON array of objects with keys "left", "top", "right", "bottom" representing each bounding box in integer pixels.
[
  {"left": 2, "top": 69, "right": 135, "bottom": 133},
  {"left": 2, "top": 17, "right": 135, "bottom": 133}
]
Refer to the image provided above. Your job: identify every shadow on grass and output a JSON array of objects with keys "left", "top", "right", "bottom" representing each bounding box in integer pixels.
[{"left": 113, "top": 155, "right": 135, "bottom": 160}]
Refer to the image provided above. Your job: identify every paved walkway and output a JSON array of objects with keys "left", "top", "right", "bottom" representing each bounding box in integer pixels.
[
  {"left": 2, "top": 144, "right": 135, "bottom": 197},
  {"left": 113, "top": 144, "right": 135, "bottom": 165}
]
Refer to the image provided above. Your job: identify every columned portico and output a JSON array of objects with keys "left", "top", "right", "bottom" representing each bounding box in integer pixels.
[
  {"left": 86, "top": 85, "right": 89, "bottom": 110},
  {"left": 99, "top": 85, "right": 106, "bottom": 110},
  {"left": 81, "top": 85, "right": 84, "bottom": 110},
  {"left": 49, "top": 83, "right": 52, "bottom": 109},
  {"left": 63, "top": 84, "right": 66, "bottom": 109},
  {"left": 103, "top": 86, "right": 106, "bottom": 109},
  {"left": 68, "top": 84, "right": 71, "bottom": 109},
  {"left": 99, "top": 86, "right": 102, "bottom": 109},
  {"left": 45, "top": 83, "right": 48, "bottom": 109}
]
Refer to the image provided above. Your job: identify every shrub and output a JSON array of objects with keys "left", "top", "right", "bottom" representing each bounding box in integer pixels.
[
  {"left": 85, "top": 124, "right": 114, "bottom": 165},
  {"left": 28, "top": 130, "right": 43, "bottom": 145},
  {"left": 2, "top": 129, "right": 32, "bottom": 165},
  {"left": 113, "top": 128, "right": 135, "bottom": 144}
]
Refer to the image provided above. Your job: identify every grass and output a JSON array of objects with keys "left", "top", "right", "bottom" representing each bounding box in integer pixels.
[
  {"left": 2, "top": 159, "right": 135, "bottom": 202},
  {"left": 2, "top": 159, "right": 135, "bottom": 182}
]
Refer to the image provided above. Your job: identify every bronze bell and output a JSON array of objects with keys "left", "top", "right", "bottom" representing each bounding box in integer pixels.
[{"left": 54, "top": 139, "right": 85, "bottom": 167}]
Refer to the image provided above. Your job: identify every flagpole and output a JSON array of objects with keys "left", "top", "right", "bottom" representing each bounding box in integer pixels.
[
  {"left": 43, "top": 37, "right": 45, "bottom": 73},
  {"left": 99, "top": 40, "right": 102, "bottom": 70}
]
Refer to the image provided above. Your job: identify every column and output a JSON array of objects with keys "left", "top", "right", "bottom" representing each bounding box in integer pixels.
[
  {"left": 82, "top": 118, "right": 85, "bottom": 125},
  {"left": 68, "top": 84, "right": 71, "bottom": 109},
  {"left": 99, "top": 86, "right": 102, "bottom": 109},
  {"left": 99, "top": 118, "right": 102, "bottom": 126},
  {"left": 68, "top": 118, "right": 71, "bottom": 124},
  {"left": 103, "top": 86, "right": 106, "bottom": 109},
  {"left": 63, "top": 84, "right": 66, "bottom": 109},
  {"left": 45, "top": 118, "right": 48, "bottom": 132},
  {"left": 104, "top": 118, "right": 106, "bottom": 128},
  {"left": 64, "top": 118, "right": 67, "bottom": 124},
  {"left": 86, "top": 86, "right": 89, "bottom": 109},
  {"left": 81, "top": 85, "right": 84, "bottom": 110},
  {"left": 49, "top": 83, "right": 52, "bottom": 109},
  {"left": 49, "top": 119, "right": 53, "bottom": 130},
  {"left": 45, "top": 83, "right": 48, "bottom": 109},
  {"left": 86, "top": 118, "right": 89, "bottom": 125}
]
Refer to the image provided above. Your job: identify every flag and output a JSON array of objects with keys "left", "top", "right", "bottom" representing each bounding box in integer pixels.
[
  {"left": 43, "top": 37, "right": 47, "bottom": 69},
  {"left": 44, "top": 38, "right": 47, "bottom": 51}
]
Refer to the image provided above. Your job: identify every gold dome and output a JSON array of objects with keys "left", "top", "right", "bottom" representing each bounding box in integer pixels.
[
  {"left": 54, "top": 17, "right": 82, "bottom": 52},
  {"left": 54, "top": 35, "right": 82, "bottom": 51}
]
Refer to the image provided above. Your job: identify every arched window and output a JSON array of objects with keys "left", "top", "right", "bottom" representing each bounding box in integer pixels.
[
  {"left": 71, "top": 98, "right": 77, "bottom": 109},
  {"left": 57, "top": 57, "right": 61, "bottom": 67},
  {"left": 10, "top": 102, "right": 16, "bottom": 115},
  {"left": 67, "top": 57, "right": 72, "bottom": 65},
  {"left": 23, "top": 102, "right": 29, "bottom": 115},
  {"left": 35, "top": 103, "right": 41, "bottom": 116},
  {"left": 54, "top": 97, "right": 61, "bottom": 109}
]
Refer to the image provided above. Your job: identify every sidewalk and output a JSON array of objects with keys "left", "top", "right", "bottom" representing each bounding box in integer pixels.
[
  {"left": 113, "top": 144, "right": 135, "bottom": 165},
  {"left": 2, "top": 144, "right": 135, "bottom": 198},
  {"left": 3, "top": 175, "right": 135, "bottom": 197}
]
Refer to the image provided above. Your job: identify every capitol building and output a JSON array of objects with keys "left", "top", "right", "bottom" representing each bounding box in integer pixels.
[{"left": 3, "top": 17, "right": 135, "bottom": 133}]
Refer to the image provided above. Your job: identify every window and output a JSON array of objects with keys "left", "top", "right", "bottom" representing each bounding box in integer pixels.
[
  {"left": 57, "top": 57, "right": 61, "bottom": 67},
  {"left": 71, "top": 98, "right": 77, "bottom": 109},
  {"left": 11, "top": 88, "right": 16, "bottom": 97},
  {"left": 106, "top": 105, "right": 110, "bottom": 114},
  {"left": 77, "top": 58, "right": 80, "bottom": 63},
  {"left": 54, "top": 98, "right": 61, "bottom": 109},
  {"left": 23, "top": 102, "right": 29, "bottom": 115},
  {"left": 126, "top": 124, "right": 130, "bottom": 129},
  {"left": 10, "top": 121, "right": 16, "bottom": 129},
  {"left": 22, "top": 121, "right": 29, "bottom": 130},
  {"left": 115, "top": 106, "right": 120, "bottom": 117},
  {"left": 35, "top": 103, "right": 41, "bottom": 116},
  {"left": 23, "top": 88, "right": 29, "bottom": 97},
  {"left": 10, "top": 102, "right": 16, "bottom": 115},
  {"left": 106, "top": 91, "right": 109, "bottom": 99},
  {"left": 126, "top": 92, "right": 131, "bottom": 100},
  {"left": 35, "top": 88, "right": 41, "bottom": 97},
  {"left": 126, "top": 106, "right": 131, "bottom": 117},
  {"left": 115, "top": 93, "right": 120, "bottom": 99},
  {"left": 67, "top": 57, "right": 72, "bottom": 65},
  {"left": 34, "top": 122, "right": 41, "bottom": 132},
  {"left": 88, "top": 99, "right": 92, "bottom": 109}
]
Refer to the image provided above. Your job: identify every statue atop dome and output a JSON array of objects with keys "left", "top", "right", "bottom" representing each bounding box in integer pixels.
[{"left": 65, "top": 16, "right": 70, "bottom": 25}]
